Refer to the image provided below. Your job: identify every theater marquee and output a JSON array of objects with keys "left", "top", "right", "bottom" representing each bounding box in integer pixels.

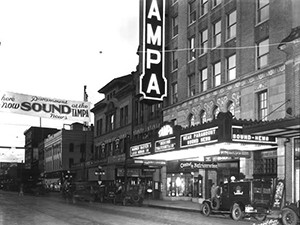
[{"left": 140, "top": 0, "right": 167, "bottom": 102}]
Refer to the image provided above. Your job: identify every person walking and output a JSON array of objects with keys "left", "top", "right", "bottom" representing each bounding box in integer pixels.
[{"left": 19, "top": 183, "right": 24, "bottom": 196}]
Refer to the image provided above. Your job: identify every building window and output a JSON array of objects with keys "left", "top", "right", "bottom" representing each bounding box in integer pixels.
[
  {"left": 69, "top": 158, "right": 74, "bottom": 168},
  {"left": 188, "top": 113, "right": 195, "bottom": 127},
  {"left": 188, "top": 74, "right": 196, "bottom": 97},
  {"left": 213, "top": 61, "right": 221, "bottom": 87},
  {"left": 172, "top": 49, "right": 178, "bottom": 71},
  {"left": 171, "top": 82, "right": 178, "bottom": 104},
  {"left": 227, "top": 10, "right": 236, "bottom": 40},
  {"left": 96, "top": 119, "right": 102, "bottom": 136},
  {"left": 227, "top": 54, "right": 236, "bottom": 81},
  {"left": 188, "top": 36, "right": 196, "bottom": 61},
  {"left": 188, "top": 1, "right": 196, "bottom": 25},
  {"left": 200, "top": 110, "right": 207, "bottom": 124},
  {"left": 212, "top": 0, "right": 222, "bottom": 8},
  {"left": 257, "top": 39, "right": 269, "bottom": 69},
  {"left": 106, "top": 113, "right": 115, "bottom": 132},
  {"left": 213, "top": 106, "right": 220, "bottom": 119},
  {"left": 172, "top": 16, "right": 178, "bottom": 37},
  {"left": 124, "top": 106, "right": 128, "bottom": 125},
  {"left": 213, "top": 20, "right": 221, "bottom": 47},
  {"left": 200, "top": 68, "right": 208, "bottom": 92},
  {"left": 69, "top": 143, "right": 74, "bottom": 152},
  {"left": 200, "top": 0, "right": 208, "bottom": 16},
  {"left": 258, "top": 90, "right": 268, "bottom": 121},
  {"left": 200, "top": 29, "right": 208, "bottom": 55},
  {"left": 257, "top": 0, "right": 269, "bottom": 23}
]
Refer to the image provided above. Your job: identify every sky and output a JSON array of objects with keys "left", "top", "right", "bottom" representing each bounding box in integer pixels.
[{"left": 0, "top": 0, "right": 140, "bottom": 152}]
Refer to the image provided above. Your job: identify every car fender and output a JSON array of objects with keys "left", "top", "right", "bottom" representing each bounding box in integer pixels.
[{"left": 282, "top": 205, "right": 299, "bottom": 217}]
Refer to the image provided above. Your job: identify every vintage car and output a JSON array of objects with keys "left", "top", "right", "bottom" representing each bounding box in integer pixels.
[
  {"left": 114, "top": 184, "right": 144, "bottom": 206},
  {"left": 281, "top": 201, "right": 300, "bottom": 225},
  {"left": 202, "top": 180, "right": 272, "bottom": 221},
  {"left": 63, "top": 181, "right": 100, "bottom": 203}
]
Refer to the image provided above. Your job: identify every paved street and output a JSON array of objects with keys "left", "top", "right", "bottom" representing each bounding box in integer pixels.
[{"left": 0, "top": 191, "right": 254, "bottom": 225}]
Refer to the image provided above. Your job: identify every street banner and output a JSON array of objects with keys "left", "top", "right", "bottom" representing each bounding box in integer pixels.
[{"left": 0, "top": 91, "right": 90, "bottom": 122}]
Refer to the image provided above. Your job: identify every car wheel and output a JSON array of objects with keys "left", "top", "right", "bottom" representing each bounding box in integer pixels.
[
  {"left": 231, "top": 203, "right": 243, "bottom": 221},
  {"left": 282, "top": 208, "right": 299, "bottom": 225},
  {"left": 211, "top": 197, "right": 220, "bottom": 210},
  {"left": 202, "top": 202, "right": 211, "bottom": 217}
]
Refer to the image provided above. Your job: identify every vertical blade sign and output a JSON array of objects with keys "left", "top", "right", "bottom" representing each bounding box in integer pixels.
[{"left": 140, "top": 0, "right": 166, "bottom": 102}]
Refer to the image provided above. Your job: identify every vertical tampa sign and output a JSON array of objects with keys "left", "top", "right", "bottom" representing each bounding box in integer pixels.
[{"left": 140, "top": 0, "right": 167, "bottom": 102}]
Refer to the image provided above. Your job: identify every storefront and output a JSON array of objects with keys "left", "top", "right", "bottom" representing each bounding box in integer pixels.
[
  {"left": 130, "top": 112, "right": 278, "bottom": 202},
  {"left": 244, "top": 116, "right": 300, "bottom": 204}
]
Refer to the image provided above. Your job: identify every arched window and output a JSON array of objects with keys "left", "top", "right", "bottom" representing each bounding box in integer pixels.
[
  {"left": 227, "top": 101, "right": 235, "bottom": 117},
  {"left": 200, "top": 110, "right": 207, "bottom": 124},
  {"left": 188, "top": 113, "right": 195, "bottom": 127},
  {"left": 213, "top": 106, "right": 220, "bottom": 120}
]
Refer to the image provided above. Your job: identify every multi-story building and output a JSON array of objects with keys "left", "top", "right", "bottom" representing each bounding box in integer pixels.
[
  {"left": 23, "top": 127, "right": 59, "bottom": 179},
  {"left": 43, "top": 123, "right": 93, "bottom": 189},
  {"left": 130, "top": 0, "right": 299, "bottom": 203}
]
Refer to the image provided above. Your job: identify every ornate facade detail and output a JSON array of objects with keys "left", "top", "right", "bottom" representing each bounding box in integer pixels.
[
  {"left": 217, "top": 96, "right": 228, "bottom": 112},
  {"left": 204, "top": 101, "right": 214, "bottom": 116},
  {"left": 231, "top": 92, "right": 240, "bottom": 106},
  {"left": 255, "top": 83, "right": 267, "bottom": 91}
]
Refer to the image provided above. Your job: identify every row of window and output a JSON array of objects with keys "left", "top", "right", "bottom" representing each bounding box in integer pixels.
[
  {"left": 96, "top": 105, "right": 129, "bottom": 136},
  {"left": 184, "top": 0, "right": 269, "bottom": 28},
  {"left": 184, "top": 89, "right": 268, "bottom": 127}
]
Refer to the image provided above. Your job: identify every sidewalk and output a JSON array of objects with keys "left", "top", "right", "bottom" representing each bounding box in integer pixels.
[{"left": 144, "top": 198, "right": 202, "bottom": 213}]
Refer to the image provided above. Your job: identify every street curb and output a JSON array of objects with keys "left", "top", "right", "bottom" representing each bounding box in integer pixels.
[{"left": 145, "top": 203, "right": 201, "bottom": 213}]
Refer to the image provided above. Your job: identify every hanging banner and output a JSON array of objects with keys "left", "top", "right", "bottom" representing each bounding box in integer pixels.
[{"left": 0, "top": 91, "right": 90, "bottom": 122}]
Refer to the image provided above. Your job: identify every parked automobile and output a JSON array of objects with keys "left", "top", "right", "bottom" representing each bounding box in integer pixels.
[
  {"left": 114, "top": 184, "right": 144, "bottom": 206},
  {"left": 202, "top": 180, "right": 272, "bottom": 221},
  {"left": 281, "top": 201, "right": 300, "bottom": 225}
]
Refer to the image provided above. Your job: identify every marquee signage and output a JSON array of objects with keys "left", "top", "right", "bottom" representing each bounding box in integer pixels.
[
  {"left": 204, "top": 155, "right": 235, "bottom": 162},
  {"left": 219, "top": 149, "right": 251, "bottom": 158},
  {"left": 180, "top": 127, "right": 218, "bottom": 148},
  {"left": 130, "top": 142, "right": 152, "bottom": 157},
  {"left": 155, "top": 137, "right": 176, "bottom": 153},
  {"left": 179, "top": 161, "right": 218, "bottom": 170},
  {"left": 0, "top": 91, "right": 90, "bottom": 122},
  {"left": 140, "top": 0, "right": 167, "bottom": 102},
  {"left": 232, "top": 126, "right": 277, "bottom": 144}
]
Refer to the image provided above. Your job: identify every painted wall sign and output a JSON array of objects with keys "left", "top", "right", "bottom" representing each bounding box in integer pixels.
[
  {"left": 232, "top": 126, "right": 277, "bottom": 144},
  {"left": 155, "top": 137, "right": 176, "bottom": 153},
  {"left": 219, "top": 149, "right": 251, "bottom": 158},
  {"left": 0, "top": 91, "right": 90, "bottom": 122},
  {"left": 180, "top": 127, "right": 218, "bottom": 148},
  {"left": 140, "top": 0, "right": 167, "bottom": 102},
  {"left": 272, "top": 180, "right": 285, "bottom": 210},
  {"left": 130, "top": 142, "right": 152, "bottom": 157}
]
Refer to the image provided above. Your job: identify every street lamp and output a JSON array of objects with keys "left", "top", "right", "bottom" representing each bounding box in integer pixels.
[{"left": 94, "top": 166, "right": 105, "bottom": 185}]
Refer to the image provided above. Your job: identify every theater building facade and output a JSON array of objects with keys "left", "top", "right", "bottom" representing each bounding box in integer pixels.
[{"left": 132, "top": 0, "right": 300, "bottom": 203}]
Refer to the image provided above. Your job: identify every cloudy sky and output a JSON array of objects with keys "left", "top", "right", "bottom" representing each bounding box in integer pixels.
[{"left": 0, "top": 0, "right": 140, "bottom": 150}]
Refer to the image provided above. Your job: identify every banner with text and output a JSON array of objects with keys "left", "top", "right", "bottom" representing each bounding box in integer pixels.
[{"left": 0, "top": 91, "right": 90, "bottom": 122}]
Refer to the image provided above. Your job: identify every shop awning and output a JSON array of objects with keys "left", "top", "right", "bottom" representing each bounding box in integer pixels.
[{"left": 243, "top": 116, "right": 300, "bottom": 139}]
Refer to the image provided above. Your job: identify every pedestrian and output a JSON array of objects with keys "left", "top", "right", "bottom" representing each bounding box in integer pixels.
[
  {"left": 19, "top": 183, "right": 24, "bottom": 196},
  {"left": 210, "top": 183, "right": 217, "bottom": 198}
]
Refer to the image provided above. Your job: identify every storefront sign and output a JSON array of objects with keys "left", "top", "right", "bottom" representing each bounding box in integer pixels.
[
  {"left": 204, "top": 155, "right": 235, "bottom": 162},
  {"left": 219, "top": 149, "right": 251, "bottom": 158},
  {"left": 0, "top": 91, "right": 90, "bottom": 122},
  {"left": 117, "top": 168, "right": 140, "bottom": 177},
  {"left": 180, "top": 127, "right": 218, "bottom": 148},
  {"left": 155, "top": 137, "right": 176, "bottom": 152},
  {"left": 179, "top": 161, "right": 218, "bottom": 170},
  {"left": 140, "top": 0, "right": 167, "bottom": 102},
  {"left": 143, "top": 160, "right": 166, "bottom": 166},
  {"left": 232, "top": 126, "right": 277, "bottom": 144},
  {"left": 107, "top": 153, "right": 125, "bottom": 164},
  {"left": 272, "top": 180, "right": 285, "bottom": 210},
  {"left": 130, "top": 142, "right": 152, "bottom": 157}
]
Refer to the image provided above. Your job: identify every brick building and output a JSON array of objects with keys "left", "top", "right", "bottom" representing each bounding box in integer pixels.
[{"left": 128, "top": 0, "right": 300, "bottom": 203}]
